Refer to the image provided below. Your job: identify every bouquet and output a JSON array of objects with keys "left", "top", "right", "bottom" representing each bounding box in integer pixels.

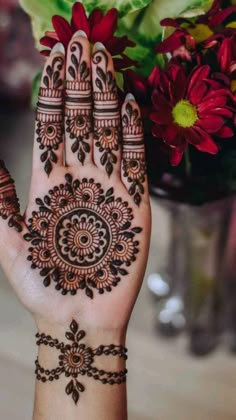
[{"left": 20, "top": 0, "right": 236, "bottom": 205}]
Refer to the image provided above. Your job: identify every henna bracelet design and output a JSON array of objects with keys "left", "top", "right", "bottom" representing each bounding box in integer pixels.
[{"left": 35, "top": 320, "right": 128, "bottom": 404}]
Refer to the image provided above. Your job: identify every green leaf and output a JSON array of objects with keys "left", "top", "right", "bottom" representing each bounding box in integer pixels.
[{"left": 120, "top": 0, "right": 214, "bottom": 44}]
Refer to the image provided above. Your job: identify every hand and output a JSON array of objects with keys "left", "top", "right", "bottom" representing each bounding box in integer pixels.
[{"left": 0, "top": 33, "right": 151, "bottom": 336}]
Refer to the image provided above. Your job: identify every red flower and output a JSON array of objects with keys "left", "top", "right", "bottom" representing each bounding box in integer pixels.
[
  {"left": 155, "top": 18, "right": 196, "bottom": 56},
  {"left": 40, "top": 2, "right": 136, "bottom": 71},
  {"left": 150, "top": 64, "right": 233, "bottom": 166},
  {"left": 155, "top": 1, "right": 236, "bottom": 57}
]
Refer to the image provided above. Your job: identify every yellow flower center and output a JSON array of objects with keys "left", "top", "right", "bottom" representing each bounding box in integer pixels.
[
  {"left": 172, "top": 100, "right": 198, "bottom": 128},
  {"left": 187, "top": 24, "right": 214, "bottom": 43},
  {"left": 231, "top": 79, "right": 236, "bottom": 93}
]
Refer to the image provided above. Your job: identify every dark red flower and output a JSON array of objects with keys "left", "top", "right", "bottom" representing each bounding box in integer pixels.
[
  {"left": 40, "top": 2, "right": 136, "bottom": 72},
  {"left": 150, "top": 64, "right": 233, "bottom": 166},
  {"left": 155, "top": 1, "right": 236, "bottom": 57}
]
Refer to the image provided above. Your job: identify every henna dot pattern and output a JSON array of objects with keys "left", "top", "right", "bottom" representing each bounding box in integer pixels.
[
  {"left": 35, "top": 320, "right": 128, "bottom": 405},
  {"left": 24, "top": 175, "right": 142, "bottom": 298}
]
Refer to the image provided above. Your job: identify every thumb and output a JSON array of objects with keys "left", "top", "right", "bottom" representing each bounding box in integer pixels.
[{"left": 0, "top": 160, "right": 24, "bottom": 232}]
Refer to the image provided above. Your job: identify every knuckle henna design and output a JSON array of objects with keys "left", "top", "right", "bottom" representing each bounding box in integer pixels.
[
  {"left": 93, "top": 50, "right": 121, "bottom": 176},
  {"left": 0, "top": 161, "right": 23, "bottom": 232},
  {"left": 122, "top": 102, "right": 146, "bottom": 206},
  {"left": 36, "top": 56, "right": 64, "bottom": 175},
  {"left": 35, "top": 320, "right": 128, "bottom": 405},
  {"left": 65, "top": 41, "right": 92, "bottom": 163},
  {"left": 24, "top": 174, "right": 142, "bottom": 298}
]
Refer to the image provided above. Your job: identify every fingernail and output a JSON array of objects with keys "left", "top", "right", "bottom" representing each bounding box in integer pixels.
[
  {"left": 51, "top": 42, "right": 65, "bottom": 55},
  {"left": 125, "top": 93, "right": 136, "bottom": 102},
  {"left": 72, "top": 30, "right": 88, "bottom": 39},
  {"left": 93, "top": 42, "right": 106, "bottom": 53}
]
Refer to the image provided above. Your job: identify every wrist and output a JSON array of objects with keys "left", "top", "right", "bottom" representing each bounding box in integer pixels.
[{"left": 35, "top": 317, "right": 127, "bottom": 347}]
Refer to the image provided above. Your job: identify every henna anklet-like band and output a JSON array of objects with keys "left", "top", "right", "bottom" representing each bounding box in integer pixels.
[{"left": 35, "top": 320, "right": 128, "bottom": 404}]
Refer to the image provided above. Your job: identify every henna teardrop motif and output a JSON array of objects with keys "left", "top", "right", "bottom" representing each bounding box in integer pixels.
[{"left": 24, "top": 175, "right": 142, "bottom": 298}]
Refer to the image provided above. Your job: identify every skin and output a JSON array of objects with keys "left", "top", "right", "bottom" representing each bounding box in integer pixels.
[{"left": 0, "top": 35, "right": 151, "bottom": 420}]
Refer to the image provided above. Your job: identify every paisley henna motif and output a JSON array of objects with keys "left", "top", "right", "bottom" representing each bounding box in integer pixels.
[
  {"left": 93, "top": 50, "right": 121, "bottom": 176},
  {"left": 122, "top": 102, "right": 146, "bottom": 206},
  {"left": 36, "top": 56, "right": 64, "bottom": 175},
  {"left": 35, "top": 320, "right": 128, "bottom": 405},
  {"left": 0, "top": 161, "right": 22, "bottom": 232},
  {"left": 65, "top": 41, "right": 92, "bottom": 163},
  {"left": 24, "top": 174, "right": 142, "bottom": 298}
]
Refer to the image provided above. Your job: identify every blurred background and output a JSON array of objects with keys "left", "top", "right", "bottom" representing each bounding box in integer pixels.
[{"left": 0, "top": 1, "right": 236, "bottom": 419}]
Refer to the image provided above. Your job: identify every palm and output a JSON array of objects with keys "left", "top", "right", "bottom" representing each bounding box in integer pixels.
[{"left": 0, "top": 35, "right": 151, "bottom": 331}]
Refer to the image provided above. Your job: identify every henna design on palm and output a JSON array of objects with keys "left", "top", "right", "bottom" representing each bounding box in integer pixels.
[
  {"left": 93, "top": 50, "right": 121, "bottom": 176},
  {"left": 122, "top": 102, "right": 146, "bottom": 207},
  {"left": 0, "top": 161, "right": 23, "bottom": 232},
  {"left": 65, "top": 41, "right": 92, "bottom": 163},
  {"left": 36, "top": 56, "right": 64, "bottom": 175},
  {"left": 35, "top": 320, "right": 127, "bottom": 405},
  {"left": 24, "top": 174, "right": 142, "bottom": 299}
]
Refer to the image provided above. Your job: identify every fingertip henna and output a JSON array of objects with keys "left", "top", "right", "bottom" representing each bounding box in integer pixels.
[
  {"left": 122, "top": 102, "right": 146, "bottom": 206},
  {"left": 36, "top": 55, "right": 65, "bottom": 176},
  {"left": 92, "top": 50, "right": 121, "bottom": 177}
]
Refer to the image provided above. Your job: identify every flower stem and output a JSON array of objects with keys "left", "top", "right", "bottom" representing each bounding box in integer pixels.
[{"left": 185, "top": 146, "right": 191, "bottom": 179}]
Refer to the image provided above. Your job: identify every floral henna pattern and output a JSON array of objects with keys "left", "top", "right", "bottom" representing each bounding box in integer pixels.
[
  {"left": 65, "top": 41, "right": 92, "bottom": 163},
  {"left": 0, "top": 161, "right": 23, "bottom": 232},
  {"left": 36, "top": 56, "right": 64, "bottom": 175},
  {"left": 122, "top": 102, "right": 146, "bottom": 206},
  {"left": 93, "top": 50, "right": 121, "bottom": 176},
  {"left": 35, "top": 320, "right": 128, "bottom": 405},
  {"left": 24, "top": 175, "right": 142, "bottom": 298}
]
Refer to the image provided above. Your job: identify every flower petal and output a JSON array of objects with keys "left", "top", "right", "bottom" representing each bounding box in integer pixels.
[
  {"left": 89, "top": 8, "right": 103, "bottom": 27},
  {"left": 216, "top": 125, "right": 234, "bottom": 138},
  {"left": 91, "top": 8, "right": 118, "bottom": 43},
  {"left": 187, "top": 65, "right": 210, "bottom": 97},
  {"left": 155, "top": 31, "right": 187, "bottom": 54},
  {"left": 196, "top": 115, "right": 225, "bottom": 133},
  {"left": 52, "top": 15, "right": 73, "bottom": 46},
  {"left": 40, "top": 36, "right": 58, "bottom": 48},
  {"left": 71, "top": 2, "right": 90, "bottom": 36},
  {"left": 188, "top": 127, "right": 218, "bottom": 154},
  {"left": 170, "top": 148, "right": 184, "bottom": 166}
]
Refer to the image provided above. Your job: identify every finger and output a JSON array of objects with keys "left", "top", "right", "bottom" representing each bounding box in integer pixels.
[
  {"left": 34, "top": 43, "right": 65, "bottom": 177},
  {"left": 121, "top": 94, "right": 147, "bottom": 207},
  {"left": 0, "top": 160, "right": 25, "bottom": 233},
  {"left": 65, "top": 31, "right": 93, "bottom": 167},
  {"left": 92, "top": 43, "right": 121, "bottom": 178}
]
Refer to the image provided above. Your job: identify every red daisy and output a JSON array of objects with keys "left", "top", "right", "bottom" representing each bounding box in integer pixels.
[
  {"left": 150, "top": 64, "right": 233, "bottom": 166},
  {"left": 40, "top": 2, "right": 136, "bottom": 71}
]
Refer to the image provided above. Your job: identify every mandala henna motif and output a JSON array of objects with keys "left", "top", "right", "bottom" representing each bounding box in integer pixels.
[
  {"left": 65, "top": 41, "right": 92, "bottom": 163},
  {"left": 36, "top": 56, "right": 64, "bottom": 175},
  {"left": 35, "top": 320, "right": 128, "bottom": 405},
  {"left": 24, "top": 174, "right": 142, "bottom": 298},
  {"left": 0, "top": 161, "right": 23, "bottom": 232},
  {"left": 93, "top": 50, "right": 121, "bottom": 176},
  {"left": 122, "top": 102, "right": 146, "bottom": 206}
]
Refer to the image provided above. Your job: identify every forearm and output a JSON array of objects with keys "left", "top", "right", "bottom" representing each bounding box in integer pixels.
[{"left": 33, "top": 320, "right": 128, "bottom": 420}]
